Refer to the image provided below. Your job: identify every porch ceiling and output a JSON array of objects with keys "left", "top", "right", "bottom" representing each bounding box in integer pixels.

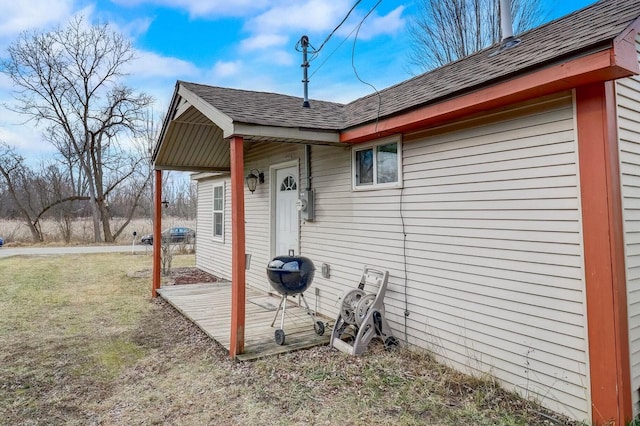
[
  {"left": 155, "top": 105, "right": 230, "bottom": 172},
  {"left": 153, "top": 82, "right": 343, "bottom": 172}
]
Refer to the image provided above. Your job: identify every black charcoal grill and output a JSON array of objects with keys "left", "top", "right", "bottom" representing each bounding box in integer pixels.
[{"left": 267, "top": 255, "right": 325, "bottom": 345}]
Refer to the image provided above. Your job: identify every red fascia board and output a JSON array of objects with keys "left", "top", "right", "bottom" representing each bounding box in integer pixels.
[
  {"left": 340, "top": 45, "right": 638, "bottom": 144},
  {"left": 613, "top": 16, "right": 640, "bottom": 75}
]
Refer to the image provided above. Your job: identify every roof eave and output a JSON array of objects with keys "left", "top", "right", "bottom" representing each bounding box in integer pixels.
[
  {"left": 152, "top": 81, "right": 181, "bottom": 162},
  {"left": 613, "top": 15, "right": 640, "bottom": 74},
  {"left": 340, "top": 37, "right": 639, "bottom": 144},
  {"left": 177, "top": 83, "right": 234, "bottom": 137},
  {"left": 233, "top": 123, "right": 341, "bottom": 145}
]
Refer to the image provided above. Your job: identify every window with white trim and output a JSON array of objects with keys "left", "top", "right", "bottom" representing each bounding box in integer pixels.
[
  {"left": 212, "top": 182, "right": 224, "bottom": 241},
  {"left": 352, "top": 136, "right": 402, "bottom": 189}
]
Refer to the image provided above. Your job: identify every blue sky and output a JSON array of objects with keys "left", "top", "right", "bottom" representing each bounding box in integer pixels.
[{"left": 0, "top": 0, "right": 595, "bottom": 159}]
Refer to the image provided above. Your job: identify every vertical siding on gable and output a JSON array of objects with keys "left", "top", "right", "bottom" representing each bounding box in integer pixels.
[
  {"left": 304, "top": 94, "right": 589, "bottom": 421},
  {"left": 617, "top": 44, "right": 640, "bottom": 416}
]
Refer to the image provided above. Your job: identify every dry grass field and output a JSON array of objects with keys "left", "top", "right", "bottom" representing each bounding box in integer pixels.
[
  {"left": 0, "top": 252, "right": 586, "bottom": 425},
  {"left": 0, "top": 217, "right": 195, "bottom": 245}
]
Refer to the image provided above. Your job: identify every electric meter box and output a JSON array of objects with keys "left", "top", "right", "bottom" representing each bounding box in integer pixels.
[{"left": 297, "top": 189, "right": 315, "bottom": 222}]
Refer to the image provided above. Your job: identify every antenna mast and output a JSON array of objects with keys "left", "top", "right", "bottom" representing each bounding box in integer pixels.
[{"left": 300, "top": 35, "right": 310, "bottom": 108}]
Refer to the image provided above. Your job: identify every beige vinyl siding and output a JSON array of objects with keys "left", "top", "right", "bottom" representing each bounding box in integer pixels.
[
  {"left": 403, "top": 94, "right": 588, "bottom": 420},
  {"left": 195, "top": 142, "right": 307, "bottom": 293},
  {"left": 191, "top": 94, "right": 588, "bottom": 420},
  {"left": 244, "top": 142, "right": 305, "bottom": 293},
  {"left": 617, "top": 39, "right": 640, "bottom": 417},
  {"left": 304, "top": 93, "right": 589, "bottom": 420},
  {"left": 195, "top": 177, "right": 232, "bottom": 280}
]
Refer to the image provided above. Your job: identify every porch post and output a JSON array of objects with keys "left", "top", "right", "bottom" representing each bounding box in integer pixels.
[
  {"left": 229, "top": 136, "right": 246, "bottom": 358},
  {"left": 576, "top": 82, "right": 631, "bottom": 424},
  {"left": 152, "top": 169, "right": 162, "bottom": 298}
]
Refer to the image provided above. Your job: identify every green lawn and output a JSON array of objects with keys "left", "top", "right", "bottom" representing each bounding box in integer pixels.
[{"left": 0, "top": 253, "right": 581, "bottom": 425}]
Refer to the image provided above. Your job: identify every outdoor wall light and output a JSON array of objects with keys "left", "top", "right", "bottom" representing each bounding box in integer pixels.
[
  {"left": 161, "top": 199, "right": 169, "bottom": 208},
  {"left": 245, "top": 169, "right": 265, "bottom": 194}
]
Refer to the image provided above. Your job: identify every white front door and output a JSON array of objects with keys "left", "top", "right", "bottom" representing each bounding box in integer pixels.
[{"left": 274, "top": 165, "right": 299, "bottom": 256}]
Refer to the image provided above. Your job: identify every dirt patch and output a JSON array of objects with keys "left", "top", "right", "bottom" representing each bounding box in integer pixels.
[
  {"left": 129, "top": 266, "right": 222, "bottom": 285},
  {"left": 170, "top": 267, "right": 221, "bottom": 285}
]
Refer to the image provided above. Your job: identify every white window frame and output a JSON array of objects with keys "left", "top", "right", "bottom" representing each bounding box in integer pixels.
[
  {"left": 351, "top": 135, "right": 402, "bottom": 190},
  {"left": 212, "top": 181, "right": 225, "bottom": 242}
]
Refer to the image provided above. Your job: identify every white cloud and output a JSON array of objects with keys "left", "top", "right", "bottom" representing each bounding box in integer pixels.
[
  {"left": 240, "top": 34, "right": 288, "bottom": 52},
  {"left": 0, "top": 109, "right": 56, "bottom": 157},
  {"left": 351, "top": 6, "right": 406, "bottom": 41},
  {"left": 211, "top": 60, "right": 243, "bottom": 79},
  {"left": 264, "top": 50, "right": 294, "bottom": 67},
  {"left": 249, "top": 1, "right": 348, "bottom": 34},
  {"left": 110, "top": 0, "right": 270, "bottom": 18},
  {"left": 0, "top": 74, "right": 13, "bottom": 92},
  {"left": 115, "top": 17, "right": 153, "bottom": 39},
  {"left": 125, "top": 50, "right": 200, "bottom": 79},
  {"left": 0, "top": 0, "right": 75, "bottom": 36},
  {"left": 237, "top": 2, "right": 406, "bottom": 64}
]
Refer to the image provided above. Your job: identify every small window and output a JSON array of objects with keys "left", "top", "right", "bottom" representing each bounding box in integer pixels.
[
  {"left": 212, "top": 182, "right": 224, "bottom": 241},
  {"left": 280, "top": 175, "right": 297, "bottom": 191},
  {"left": 352, "top": 136, "right": 402, "bottom": 189}
]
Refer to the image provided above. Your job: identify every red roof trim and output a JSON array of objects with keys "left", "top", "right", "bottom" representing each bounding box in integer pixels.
[
  {"left": 340, "top": 44, "right": 638, "bottom": 144},
  {"left": 613, "top": 16, "right": 640, "bottom": 75}
]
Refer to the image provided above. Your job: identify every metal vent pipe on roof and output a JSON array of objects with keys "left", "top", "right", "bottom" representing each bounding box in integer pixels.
[
  {"left": 494, "top": 0, "right": 521, "bottom": 53},
  {"left": 300, "top": 35, "right": 310, "bottom": 108},
  {"left": 499, "top": 0, "right": 514, "bottom": 41}
]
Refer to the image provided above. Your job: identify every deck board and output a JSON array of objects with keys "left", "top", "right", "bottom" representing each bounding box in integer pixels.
[{"left": 158, "top": 282, "right": 330, "bottom": 361}]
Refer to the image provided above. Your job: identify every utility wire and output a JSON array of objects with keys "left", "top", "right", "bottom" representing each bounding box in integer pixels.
[
  {"left": 308, "top": 24, "right": 360, "bottom": 79},
  {"left": 351, "top": 0, "right": 383, "bottom": 133},
  {"left": 400, "top": 182, "right": 409, "bottom": 343},
  {"left": 296, "top": 0, "right": 363, "bottom": 57}
]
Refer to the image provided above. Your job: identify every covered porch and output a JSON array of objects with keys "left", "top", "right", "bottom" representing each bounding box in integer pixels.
[
  {"left": 157, "top": 282, "right": 330, "bottom": 361},
  {"left": 151, "top": 81, "right": 344, "bottom": 358}
]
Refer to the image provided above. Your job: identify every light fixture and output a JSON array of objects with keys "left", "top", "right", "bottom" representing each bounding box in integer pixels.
[
  {"left": 161, "top": 199, "right": 169, "bottom": 208},
  {"left": 245, "top": 169, "right": 264, "bottom": 194}
]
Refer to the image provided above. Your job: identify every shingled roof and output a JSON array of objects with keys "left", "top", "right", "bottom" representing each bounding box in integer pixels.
[
  {"left": 180, "top": 82, "right": 346, "bottom": 130},
  {"left": 344, "top": 0, "right": 640, "bottom": 128},
  {"left": 177, "top": 0, "right": 640, "bottom": 134}
]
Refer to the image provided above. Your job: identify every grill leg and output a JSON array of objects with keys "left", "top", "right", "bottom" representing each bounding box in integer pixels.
[
  {"left": 280, "top": 296, "right": 287, "bottom": 330},
  {"left": 271, "top": 295, "right": 285, "bottom": 328},
  {"left": 299, "top": 293, "right": 315, "bottom": 323}
]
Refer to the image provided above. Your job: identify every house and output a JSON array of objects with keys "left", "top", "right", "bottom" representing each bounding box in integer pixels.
[{"left": 151, "top": 0, "right": 640, "bottom": 423}]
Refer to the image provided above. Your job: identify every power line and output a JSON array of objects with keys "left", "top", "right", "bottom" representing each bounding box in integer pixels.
[
  {"left": 308, "top": 24, "right": 359, "bottom": 79},
  {"left": 309, "top": 1, "right": 384, "bottom": 83},
  {"left": 351, "top": 0, "right": 383, "bottom": 132},
  {"left": 296, "top": 0, "right": 363, "bottom": 57},
  {"left": 297, "top": 0, "right": 384, "bottom": 109}
]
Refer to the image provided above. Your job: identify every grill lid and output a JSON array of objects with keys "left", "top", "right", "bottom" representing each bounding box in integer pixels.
[{"left": 266, "top": 255, "right": 315, "bottom": 295}]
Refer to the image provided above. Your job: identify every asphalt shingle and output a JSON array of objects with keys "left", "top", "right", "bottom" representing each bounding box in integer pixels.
[
  {"left": 180, "top": 83, "right": 346, "bottom": 130},
  {"left": 182, "top": 0, "right": 640, "bottom": 133}
]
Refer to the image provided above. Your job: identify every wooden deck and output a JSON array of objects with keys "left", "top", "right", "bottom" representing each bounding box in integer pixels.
[{"left": 157, "top": 282, "right": 330, "bottom": 361}]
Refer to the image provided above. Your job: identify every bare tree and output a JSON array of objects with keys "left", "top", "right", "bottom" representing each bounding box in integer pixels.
[
  {"left": 1, "top": 16, "right": 153, "bottom": 242},
  {"left": 407, "top": 0, "right": 544, "bottom": 71},
  {"left": 0, "top": 144, "right": 44, "bottom": 242},
  {"left": 0, "top": 143, "right": 90, "bottom": 242}
]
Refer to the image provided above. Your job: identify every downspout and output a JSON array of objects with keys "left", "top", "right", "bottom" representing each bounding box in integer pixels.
[
  {"left": 299, "top": 144, "right": 315, "bottom": 222},
  {"left": 305, "top": 144, "right": 312, "bottom": 191}
]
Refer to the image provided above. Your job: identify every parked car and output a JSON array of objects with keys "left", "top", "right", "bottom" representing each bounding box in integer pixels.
[
  {"left": 140, "top": 227, "right": 195, "bottom": 245},
  {"left": 0, "top": 237, "right": 3, "bottom": 247}
]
